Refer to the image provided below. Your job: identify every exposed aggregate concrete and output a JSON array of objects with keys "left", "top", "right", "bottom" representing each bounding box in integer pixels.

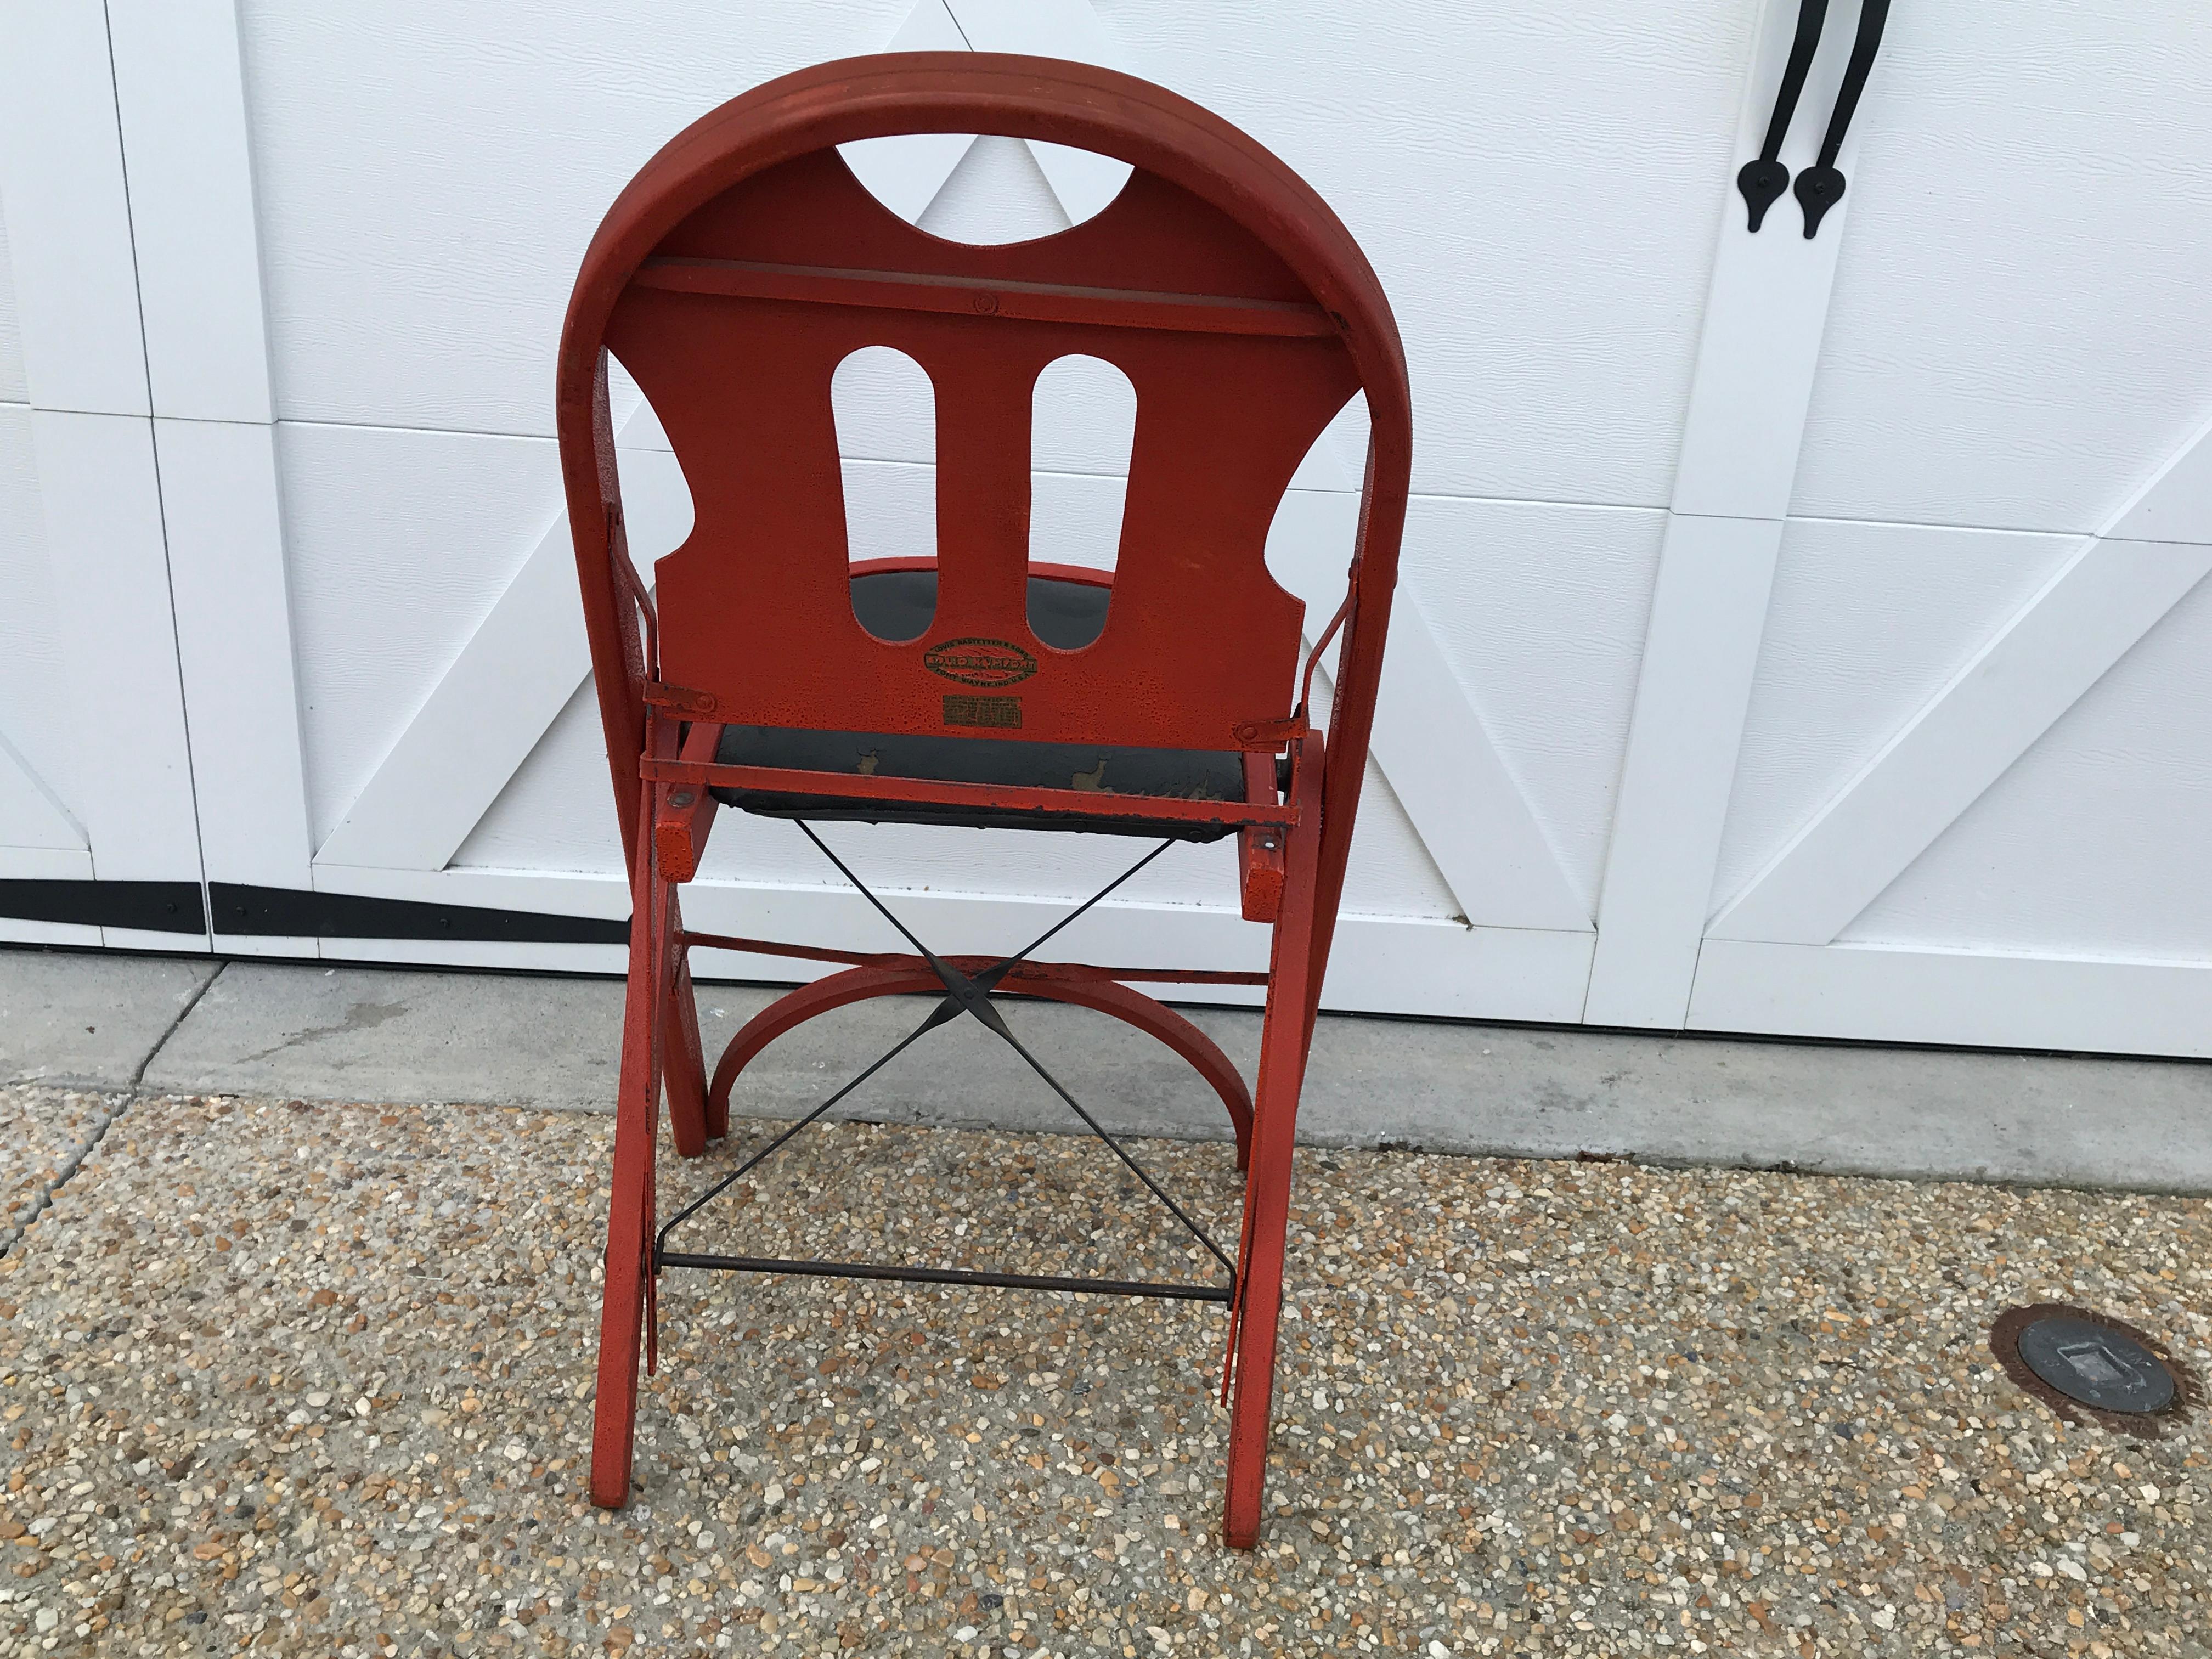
[
  {"left": 1, "top": 1092, "right": 117, "bottom": 1256},
  {"left": 0, "top": 1084, "right": 2205, "bottom": 1657}
]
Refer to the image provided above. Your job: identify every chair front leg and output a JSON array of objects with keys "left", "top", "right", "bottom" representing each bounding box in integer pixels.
[{"left": 590, "top": 790, "right": 669, "bottom": 1509}]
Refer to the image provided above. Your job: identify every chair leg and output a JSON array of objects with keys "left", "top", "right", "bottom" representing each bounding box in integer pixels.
[
  {"left": 662, "top": 892, "right": 713, "bottom": 1156},
  {"left": 1222, "top": 738, "right": 1328, "bottom": 1550},
  {"left": 590, "top": 837, "right": 669, "bottom": 1509},
  {"left": 1220, "top": 1008, "right": 1308, "bottom": 1549}
]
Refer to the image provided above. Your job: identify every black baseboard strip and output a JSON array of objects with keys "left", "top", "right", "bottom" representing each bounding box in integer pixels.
[
  {"left": 0, "top": 879, "right": 627, "bottom": 945},
  {"left": 0, "top": 879, "right": 207, "bottom": 934},
  {"left": 208, "top": 883, "right": 629, "bottom": 944}
]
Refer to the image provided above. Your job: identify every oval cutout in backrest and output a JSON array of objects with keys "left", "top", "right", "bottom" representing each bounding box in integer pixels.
[
  {"left": 1028, "top": 354, "right": 1136, "bottom": 651},
  {"left": 1265, "top": 392, "right": 1369, "bottom": 661},
  {"left": 840, "top": 129, "right": 1131, "bottom": 244},
  {"left": 832, "top": 346, "right": 938, "bottom": 642},
  {"left": 605, "top": 360, "right": 696, "bottom": 571}
]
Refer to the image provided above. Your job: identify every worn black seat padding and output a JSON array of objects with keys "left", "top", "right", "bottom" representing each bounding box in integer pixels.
[{"left": 708, "top": 570, "right": 1247, "bottom": 840}]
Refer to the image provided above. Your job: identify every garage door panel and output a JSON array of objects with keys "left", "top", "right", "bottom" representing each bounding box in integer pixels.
[
  {"left": 447, "top": 677, "right": 624, "bottom": 880},
  {"left": 0, "top": 6, "right": 206, "bottom": 936},
  {"left": 1402, "top": 495, "right": 1664, "bottom": 912},
  {"left": 238, "top": 0, "right": 883, "bottom": 433},
  {"left": 1114, "top": 0, "right": 1760, "bottom": 507},
  {"left": 0, "top": 196, "right": 26, "bottom": 404},
  {"left": 1842, "top": 574, "right": 2212, "bottom": 961},
  {"left": 279, "top": 422, "right": 571, "bottom": 844},
  {"left": 1792, "top": 3, "right": 2212, "bottom": 532},
  {"left": 0, "top": 405, "right": 74, "bottom": 820},
  {"left": 1711, "top": 517, "right": 2079, "bottom": 914}
]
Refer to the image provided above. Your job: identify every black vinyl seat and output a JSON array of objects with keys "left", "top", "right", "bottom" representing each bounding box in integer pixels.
[{"left": 709, "top": 568, "right": 1248, "bottom": 840}]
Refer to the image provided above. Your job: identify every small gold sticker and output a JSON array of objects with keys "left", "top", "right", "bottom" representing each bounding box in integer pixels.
[{"left": 943, "top": 695, "right": 1022, "bottom": 729}]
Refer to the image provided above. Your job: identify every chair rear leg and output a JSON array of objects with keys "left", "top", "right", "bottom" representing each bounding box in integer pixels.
[
  {"left": 1222, "top": 740, "right": 1328, "bottom": 1549},
  {"left": 662, "top": 893, "right": 714, "bottom": 1154},
  {"left": 590, "top": 848, "right": 669, "bottom": 1508}
]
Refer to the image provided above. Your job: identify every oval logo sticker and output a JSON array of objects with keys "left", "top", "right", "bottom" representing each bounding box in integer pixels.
[{"left": 923, "top": 636, "right": 1037, "bottom": 687}]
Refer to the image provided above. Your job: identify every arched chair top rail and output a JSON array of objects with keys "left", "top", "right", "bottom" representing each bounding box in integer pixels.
[{"left": 555, "top": 51, "right": 1411, "bottom": 539}]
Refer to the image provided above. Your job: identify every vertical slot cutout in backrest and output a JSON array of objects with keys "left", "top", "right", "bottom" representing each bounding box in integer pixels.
[
  {"left": 832, "top": 345, "right": 938, "bottom": 642},
  {"left": 1027, "top": 353, "right": 1136, "bottom": 652}
]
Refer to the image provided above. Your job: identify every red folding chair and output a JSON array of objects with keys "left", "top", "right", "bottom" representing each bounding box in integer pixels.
[{"left": 555, "top": 52, "right": 1409, "bottom": 1550}]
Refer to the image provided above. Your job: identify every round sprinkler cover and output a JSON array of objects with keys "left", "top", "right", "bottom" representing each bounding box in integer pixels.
[{"left": 2015, "top": 1313, "right": 2175, "bottom": 1415}]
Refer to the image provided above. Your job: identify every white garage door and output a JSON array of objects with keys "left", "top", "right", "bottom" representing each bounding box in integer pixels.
[
  {"left": 0, "top": 5, "right": 213, "bottom": 952},
  {"left": 3, "top": 0, "right": 2209, "bottom": 1056}
]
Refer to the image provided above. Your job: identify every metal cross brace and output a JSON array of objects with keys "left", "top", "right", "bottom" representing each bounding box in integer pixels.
[{"left": 654, "top": 826, "right": 1239, "bottom": 1304}]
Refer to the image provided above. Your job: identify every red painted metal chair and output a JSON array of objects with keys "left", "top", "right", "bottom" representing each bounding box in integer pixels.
[{"left": 556, "top": 52, "right": 1409, "bottom": 1550}]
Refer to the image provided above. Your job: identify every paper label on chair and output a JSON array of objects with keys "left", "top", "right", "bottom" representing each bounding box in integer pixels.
[
  {"left": 943, "top": 694, "right": 1023, "bottom": 730},
  {"left": 923, "top": 637, "right": 1038, "bottom": 687}
]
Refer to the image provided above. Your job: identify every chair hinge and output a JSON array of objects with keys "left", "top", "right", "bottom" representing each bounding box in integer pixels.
[
  {"left": 644, "top": 681, "right": 719, "bottom": 716},
  {"left": 1231, "top": 716, "right": 1307, "bottom": 749}
]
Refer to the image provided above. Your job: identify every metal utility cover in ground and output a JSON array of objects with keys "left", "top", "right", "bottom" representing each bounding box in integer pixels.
[{"left": 2017, "top": 1313, "right": 2175, "bottom": 1415}]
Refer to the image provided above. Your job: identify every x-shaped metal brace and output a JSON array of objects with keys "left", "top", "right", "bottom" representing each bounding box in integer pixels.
[{"left": 653, "top": 825, "right": 1242, "bottom": 1309}]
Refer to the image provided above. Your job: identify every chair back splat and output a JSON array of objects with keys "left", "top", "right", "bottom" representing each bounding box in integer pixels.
[{"left": 557, "top": 52, "right": 1409, "bottom": 1553}]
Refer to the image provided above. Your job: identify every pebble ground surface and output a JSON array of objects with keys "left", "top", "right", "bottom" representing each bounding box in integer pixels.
[
  {"left": 0, "top": 1082, "right": 2205, "bottom": 1658},
  {"left": 1, "top": 1092, "right": 111, "bottom": 1255}
]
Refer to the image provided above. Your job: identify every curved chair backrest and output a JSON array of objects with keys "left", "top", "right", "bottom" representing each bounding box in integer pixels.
[{"left": 558, "top": 53, "right": 1410, "bottom": 833}]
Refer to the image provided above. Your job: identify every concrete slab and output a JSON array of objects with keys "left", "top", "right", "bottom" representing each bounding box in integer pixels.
[
  {"left": 137, "top": 962, "right": 1256, "bottom": 1139},
  {"left": 1293, "top": 1016, "right": 2212, "bottom": 1193},
  {"left": 0, "top": 948, "right": 221, "bottom": 1088},
  {"left": 142, "top": 962, "right": 629, "bottom": 1109},
  {"left": 126, "top": 957, "right": 2212, "bottom": 1192}
]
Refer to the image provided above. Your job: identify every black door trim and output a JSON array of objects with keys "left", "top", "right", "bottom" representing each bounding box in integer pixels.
[
  {"left": 0, "top": 879, "right": 208, "bottom": 934},
  {"left": 0, "top": 879, "right": 627, "bottom": 945},
  {"left": 208, "top": 884, "right": 629, "bottom": 944}
]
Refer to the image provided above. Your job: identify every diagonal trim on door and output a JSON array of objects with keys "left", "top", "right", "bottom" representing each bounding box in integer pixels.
[
  {"left": 313, "top": 418, "right": 686, "bottom": 872},
  {"left": 0, "top": 726, "right": 92, "bottom": 880},
  {"left": 1267, "top": 486, "right": 1589, "bottom": 932},
  {"left": 1708, "top": 413, "right": 2212, "bottom": 946}
]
